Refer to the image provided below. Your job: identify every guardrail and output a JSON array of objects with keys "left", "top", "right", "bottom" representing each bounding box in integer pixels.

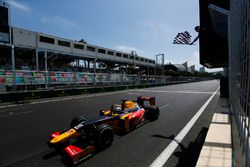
[{"left": 0, "top": 70, "right": 210, "bottom": 92}]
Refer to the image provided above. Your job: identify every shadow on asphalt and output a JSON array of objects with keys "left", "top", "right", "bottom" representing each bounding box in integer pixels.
[
  {"left": 151, "top": 127, "right": 208, "bottom": 167},
  {"left": 42, "top": 149, "right": 72, "bottom": 167}
]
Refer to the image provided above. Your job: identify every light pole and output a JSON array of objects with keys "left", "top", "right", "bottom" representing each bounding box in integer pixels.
[{"left": 155, "top": 53, "right": 164, "bottom": 76}]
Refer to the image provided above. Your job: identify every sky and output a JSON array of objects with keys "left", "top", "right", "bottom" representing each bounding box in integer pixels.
[{"left": 5, "top": 0, "right": 221, "bottom": 72}]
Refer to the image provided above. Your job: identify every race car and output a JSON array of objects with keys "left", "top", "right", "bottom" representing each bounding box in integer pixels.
[{"left": 48, "top": 96, "right": 159, "bottom": 165}]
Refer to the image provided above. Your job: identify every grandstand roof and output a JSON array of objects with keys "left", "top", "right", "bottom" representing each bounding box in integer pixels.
[{"left": 165, "top": 64, "right": 187, "bottom": 72}]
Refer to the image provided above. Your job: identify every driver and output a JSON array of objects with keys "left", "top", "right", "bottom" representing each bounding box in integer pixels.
[{"left": 111, "top": 104, "right": 122, "bottom": 114}]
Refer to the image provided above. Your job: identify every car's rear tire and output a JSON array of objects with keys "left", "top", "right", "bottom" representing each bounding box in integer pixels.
[
  {"left": 70, "top": 115, "right": 88, "bottom": 128},
  {"left": 145, "top": 106, "right": 160, "bottom": 121},
  {"left": 95, "top": 124, "right": 114, "bottom": 149}
]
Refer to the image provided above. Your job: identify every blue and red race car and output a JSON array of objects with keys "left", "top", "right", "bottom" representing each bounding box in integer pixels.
[{"left": 48, "top": 96, "right": 160, "bottom": 164}]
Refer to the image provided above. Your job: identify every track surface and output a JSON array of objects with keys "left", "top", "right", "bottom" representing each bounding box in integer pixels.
[{"left": 0, "top": 80, "right": 219, "bottom": 167}]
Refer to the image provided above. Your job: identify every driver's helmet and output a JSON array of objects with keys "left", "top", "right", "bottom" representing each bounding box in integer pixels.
[
  {"left": 111, "top": 104, "right": 122, "bottom": 114},
  {"left": 123, "top": 101, "right": 136, "bottom": 109}
]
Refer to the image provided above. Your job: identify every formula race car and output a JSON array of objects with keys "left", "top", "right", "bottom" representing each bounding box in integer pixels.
[{"left": 48, "top": 96, "right": 159, "bottom": 165}]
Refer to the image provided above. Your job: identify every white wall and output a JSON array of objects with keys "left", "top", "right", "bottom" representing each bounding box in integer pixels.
[{"left": 12, "top": 27, "right": 36, "bottom": 48}]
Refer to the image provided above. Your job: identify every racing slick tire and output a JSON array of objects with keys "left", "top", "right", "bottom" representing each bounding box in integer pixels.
[
  {"left": 70, "top": 115, "right": 88, "bottom": 128},
  {"left": 95, "top": 124, "right": 114, "bottom": 150},
  {"left": 145, "top": 106, "right": 160, "bottom": 121}
]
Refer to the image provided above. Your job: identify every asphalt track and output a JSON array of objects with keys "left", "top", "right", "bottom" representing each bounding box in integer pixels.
[{"left": 0, "top": 80, "right": 220, "bottom": 167}]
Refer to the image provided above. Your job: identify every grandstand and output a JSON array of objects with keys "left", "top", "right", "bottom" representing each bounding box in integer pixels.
[
  {"left": 0, "top": 26, "right": 157, "bottom": 72},
  {"left": 2, "top": 27, "right": 157, "bottom": 70},
  {"left": 164, "top": 64, "right": 187, "bottom": 72}
]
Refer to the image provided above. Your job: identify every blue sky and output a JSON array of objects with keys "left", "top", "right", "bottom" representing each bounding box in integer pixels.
[{"left": 5, "top": 0, "right": 220, "bottom": 72}]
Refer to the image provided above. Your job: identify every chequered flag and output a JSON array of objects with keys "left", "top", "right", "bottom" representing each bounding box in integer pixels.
[{"left": 173, "top": 31, "right": 192, "bottom": 45}]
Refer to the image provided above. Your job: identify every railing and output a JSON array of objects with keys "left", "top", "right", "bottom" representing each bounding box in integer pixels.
[{"left": 0, "top": 69, "right": 209, "bottom": 91}]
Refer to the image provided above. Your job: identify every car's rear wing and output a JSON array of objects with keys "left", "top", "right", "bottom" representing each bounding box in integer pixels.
[{"left": 137, "top": 96, "right": 155, "bottom": 107}]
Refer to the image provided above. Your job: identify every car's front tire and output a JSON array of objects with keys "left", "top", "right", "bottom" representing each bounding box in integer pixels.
[{"left": 95, "top": 124, "right": 114, "bottom": 149}]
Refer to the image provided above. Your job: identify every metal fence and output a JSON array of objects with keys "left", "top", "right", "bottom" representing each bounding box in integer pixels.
[
  {"left": 229, "top": 0, "right": 250, "bottom": 166},
  {"left": 0, "top": 69, "right": 209, "bottom": 91}
]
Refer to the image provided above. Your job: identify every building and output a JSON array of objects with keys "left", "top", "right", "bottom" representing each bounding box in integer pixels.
[
  {"left": 190, "top": 65, "right": 195, "bottom": 72},
  {"left": 165, "top": 63, "right": 196, "bottom": 73},
  {"left": 182, "top": 61, "right": 188, "bottom": 71},
  {"left": 199, "top": 66, "right": 205, "bottom": 73}
]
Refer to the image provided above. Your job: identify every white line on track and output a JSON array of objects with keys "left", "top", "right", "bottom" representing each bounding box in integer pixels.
[
  {"left": 136, "top": 90, "right": 214, "bottom": 94},
  {"left": 159, "top": 104, "right": 170, "bottom": 109},
  {"left": 127, "top": 92, "right": 140, "bottom": 95},
  {"left": 30, "top": 102, "right": 39, "bottom": 104},
  {"left": 149, "top": 87, "right": 220, "bottom": 167},
  {"left": 61, "top": 97, "right": 73, "bottom": 101},
  {"left": 0, "top": 107, "right": 25, "bottom": 113},
  {"left": 0, "top": 104, "right": 17, "bottom": 108},
  {"left": 13, "top": 110, "right": 34, "bottom": 115},
  {"left": 49, "top": 99, "right": 61, "bottom": 102},
  {"left": 39, "top": 100, "right": 50, "bottom": 103},
  {"left": 0, "top": 110, "right": 34, "bottom": 118}
]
